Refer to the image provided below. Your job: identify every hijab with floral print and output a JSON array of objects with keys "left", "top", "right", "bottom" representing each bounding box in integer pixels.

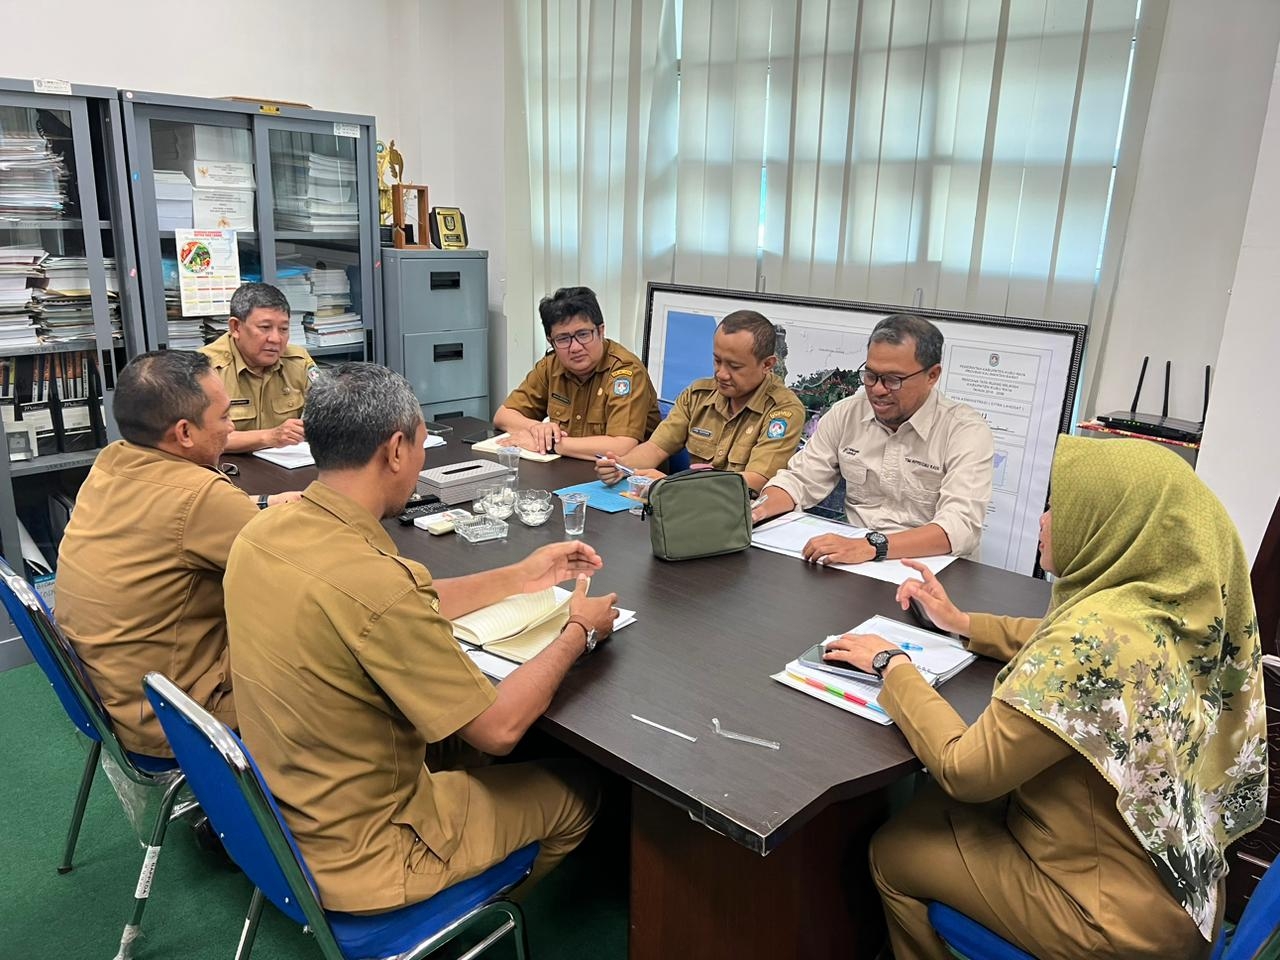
[{"left": 994, "top": 436, "right": 1267, "bottom": 941}]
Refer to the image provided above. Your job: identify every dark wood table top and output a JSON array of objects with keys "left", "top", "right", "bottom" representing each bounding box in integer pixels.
[{"left": 230, "top": 421, "right": 1051, "bottom": 854}]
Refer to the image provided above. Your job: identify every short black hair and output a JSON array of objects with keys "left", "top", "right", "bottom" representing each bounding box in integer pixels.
[
  {"left": 229, "top": 282, "right": 291, "bottom": 322},
  {"left": 718, "top": 310, "right": 778, "bottom": 361},
  {"left": 304, "top": 363, "right": 423, "bottom": 471},
  {"left": 113, "top": 350, "right": 213, "bottom": 445},
  {"left": 538, "top": 286, "right": 604, "bottom": 338},
  {"left": 868, "top": 314, "right": 944, "bottom": 368}
]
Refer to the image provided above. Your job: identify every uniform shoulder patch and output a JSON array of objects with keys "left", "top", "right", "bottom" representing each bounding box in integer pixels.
[
  {"left": 612, "top": 376, "right": 632, "bottom": 397},
  {"left": 305, "top": 363, "right": 320, "bottom": 383},
  {"left": 766, "top": 417, "right": 789, "bottom": 439}
]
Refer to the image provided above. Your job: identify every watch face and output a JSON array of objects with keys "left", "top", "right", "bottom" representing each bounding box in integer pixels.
[{"left": 867, "top": 532, "right": 888, "bottom": 546}]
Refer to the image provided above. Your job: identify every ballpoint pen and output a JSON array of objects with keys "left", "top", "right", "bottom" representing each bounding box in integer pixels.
[
  {"left": 895, "top": 641, "right": 924, "bottom": 652},
  {"left": 595, "top": 453, "right": 635, "bottom": 477}
]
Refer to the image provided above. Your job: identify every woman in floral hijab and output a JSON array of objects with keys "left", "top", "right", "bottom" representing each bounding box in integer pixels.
[{"left": 825, "top": 436, "right": 1267, "bottom": 959}]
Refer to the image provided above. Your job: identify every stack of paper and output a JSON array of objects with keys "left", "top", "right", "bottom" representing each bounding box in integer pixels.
[
  {"left": 161, "top": 254, "right": 218, "bottom": 349},
  {"left": 154, "top": 170, "right": 194, "bottom": 230},
  {"left": 303, "top": 312, "right": 363, "bottom": 347},
  {"left": 31, "top": 257, "right": 122, "bottom": 342},
  {"left": 0, "top": 246, "right": 45, "bottom": 347},
  {"left": 272, "top": 152, "right": 359, "bottom": 233},
  {"left": 0, "top": 107, "right": 68, "bottom": 220},
  {"left": 752, "top": 512, "right": 956, "bottom": 585}
]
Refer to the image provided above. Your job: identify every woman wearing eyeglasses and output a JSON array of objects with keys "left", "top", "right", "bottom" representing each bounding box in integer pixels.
[{"left": 754, "top": 313, "right": 994, "bottom": 566}]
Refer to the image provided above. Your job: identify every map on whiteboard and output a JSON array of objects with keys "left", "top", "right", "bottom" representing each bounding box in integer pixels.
[{"left": 647, "top": 289, "right": 1084, "bottom": 576}]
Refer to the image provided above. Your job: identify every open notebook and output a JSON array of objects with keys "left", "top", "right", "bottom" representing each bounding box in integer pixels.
[
  {"left": 471, "top": 434, "right": 560, "bottom": 462},
  {"left": 453, "top": 585, "right": 637, "bottom": 667}
]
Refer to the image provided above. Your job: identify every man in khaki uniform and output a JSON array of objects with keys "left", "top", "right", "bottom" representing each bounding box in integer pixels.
[
  {"left": 494, "top": 286, "right": 659, "bottom": 459},
  {"left": 55, "top": 351, "right": 299, "bottom": 758},
  {"left": 754, "top": 314, "right": 993, "bottom": 564},
  {"left": 226, "top": 363, "right": 620, "bottom": 913},
  {"left": 595, "top": 310, "right": 804, "bottom": 493},
  {"left": 200, "top": 281, "right": 317, "bottom": 454}
]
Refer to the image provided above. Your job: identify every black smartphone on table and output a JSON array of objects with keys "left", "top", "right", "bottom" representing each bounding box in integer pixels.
[
  {"left": 461, "top": 428, "right": 501, "bottom": 445},
  {"left": 798, "top": 643, "right": 880, "bottom": 682}
]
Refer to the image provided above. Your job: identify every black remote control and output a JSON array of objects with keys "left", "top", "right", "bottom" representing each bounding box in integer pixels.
[{"left": 397, "top": 494, "right": 445, "bottom": 525}]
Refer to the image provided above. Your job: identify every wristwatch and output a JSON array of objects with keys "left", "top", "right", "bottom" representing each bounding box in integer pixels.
[
  {"left": 871, "top": 648, "right": 910, "bottom": 677},
  {"left": 865, "top": 531, "right": 889, "bottom": 561},
  {"left": 256, "top": 494, "right": 270, "bottom": 510},
  {"left": 566, "top": 616, "right": 598, "bottom": 654}
]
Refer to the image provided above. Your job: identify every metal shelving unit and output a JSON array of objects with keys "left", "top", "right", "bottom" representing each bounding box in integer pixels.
[
  {"left": 0, "top": 77, "right": 142, "bottom": 669},
  {"left": 118, "top": 90, "right": 382, "bottom": 363}
]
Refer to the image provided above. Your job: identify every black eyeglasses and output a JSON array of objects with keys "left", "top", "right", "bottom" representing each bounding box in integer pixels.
[
  {"left": 857, "top": 366, "right": 930, "bottom": 391},
  {"left": 219, "top": 462, "right": 240, "bottom": 477},
  {"left": 549, "top": 328, "right": 599, "bottom": 350}
]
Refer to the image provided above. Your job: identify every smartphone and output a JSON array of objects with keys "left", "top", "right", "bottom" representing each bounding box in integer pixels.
[
  {"left": 798, "top": 642, "right": 879, "bottom": 682},
  {"left": 461, "top": 428, "right": 501, "bottom": 444}
]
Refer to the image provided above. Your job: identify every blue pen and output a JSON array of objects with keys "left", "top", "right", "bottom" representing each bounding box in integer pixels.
[
  {"left": 595, "top": 454, "right": 635, "bottom": 477},
  {"left": 896, "top": 641, "right": 924, "bottom": 652}
]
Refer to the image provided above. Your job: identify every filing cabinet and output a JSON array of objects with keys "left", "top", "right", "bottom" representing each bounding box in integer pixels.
[{"left": 382, "top": 248, "right": 489, "bottom": 422}]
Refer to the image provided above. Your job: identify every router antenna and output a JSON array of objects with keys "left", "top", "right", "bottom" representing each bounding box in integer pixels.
[
  {"left": 1130, "top": 356, "right": 1149, "bottom": 414},
  {"left": 1201, "top": 365, "right": 1211, "bottom": 424},
  {"left": 1161, "top": 360, "right": 1171, "bottom": 419}
]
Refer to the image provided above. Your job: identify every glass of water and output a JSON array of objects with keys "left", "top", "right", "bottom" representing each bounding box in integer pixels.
[
  {"left": 561, "top": 492, "right": 589, "bottom": 538},
  {"left": 496, "top": 445, "right": 522, "bottom": 477},
  {"left": 625, "top": 475, "right": 653, "bottom": 516}
]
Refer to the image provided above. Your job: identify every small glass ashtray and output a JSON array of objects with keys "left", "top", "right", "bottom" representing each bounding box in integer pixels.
[{"left": 454, "top": 515, "right": 509, "bottom": 543}]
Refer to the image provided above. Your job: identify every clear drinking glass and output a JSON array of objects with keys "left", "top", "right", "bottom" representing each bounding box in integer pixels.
[
  {"left": 496, "top": 445, "right": 522, "bottom": 476},
  {"left": 561, "top": 492, "right": 589, "bottom": 537},
  {"left": 626, "top": 476, "right": 654, "bottom": 516}
]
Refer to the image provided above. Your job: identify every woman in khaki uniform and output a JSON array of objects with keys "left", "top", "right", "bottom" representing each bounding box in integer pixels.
[{"left": 825, "top": 436, "right": 1269, "bottom": 959}]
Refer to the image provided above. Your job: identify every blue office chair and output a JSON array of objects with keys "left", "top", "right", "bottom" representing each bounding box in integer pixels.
[
  {"left": 927, "top": 852, "right": 1280, "bottom": 960},
  {"left": 143, "top": 671, "right": 538, "bottom": 960},
  {"left": 657, "top": 400, "right": 691, "bottom": 473},
  {"left": 0, "top": 556, "right": 199, "bottom": 960}
]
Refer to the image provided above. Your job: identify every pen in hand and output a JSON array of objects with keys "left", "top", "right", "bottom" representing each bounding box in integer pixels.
[{"left": 595, "top": 454, "right": 635, "bottom": 477}]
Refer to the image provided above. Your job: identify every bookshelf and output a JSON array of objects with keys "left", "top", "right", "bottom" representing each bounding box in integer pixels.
[
  {"left": 0, "top": 78, "right": 143, "bottom": 616},
  {"left": 118, "top": 91, "right": 382, "bottom": 364}
]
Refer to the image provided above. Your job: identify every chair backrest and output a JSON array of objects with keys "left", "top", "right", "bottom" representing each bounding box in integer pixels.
[
  {"left": 657, "top": 400, "right": 692, "bottom": 473},
  {"left": 1252, "top": 493, "right": 1280, "bottom": 658},
  {"left": 0, "top": 555, "right": 111, "bottom": 746},
  {"left": 142, "top": 672, "right": 341, "bottom": 951}
]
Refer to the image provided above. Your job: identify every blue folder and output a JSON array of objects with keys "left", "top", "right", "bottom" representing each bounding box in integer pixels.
[{"left": 553, "top": 480, "right": 635, "bottom": 513}]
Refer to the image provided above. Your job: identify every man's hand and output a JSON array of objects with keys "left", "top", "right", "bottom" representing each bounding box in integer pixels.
[
  {"left": 268, "top": 418, "right": 306, "bottom": 447},
  {"left": 566, "top": 574, "right": 619, "bottom": 647},
  {"left": 266, "top": 491, "right": 303, "bottom": 507},
  {"left": 895, "top": 559, "right": 970, "bottom": 636},
  {"left": 822, "top": 633, "right": 913, "bottom": 676},
  {"left": 503, "top": 422, "right": 561, "bottom": 455},
  {"left": 751, "top": 487, "right": 795, "bottom": 524},
  {"left": 513, "top": 541, "right": 604, "bottom": 594},
  {"left": 594, "top": 452, "right": 625, "bottom": 486},
  {"left": 801, "top": 533, "right": 875, "bottom": 566}
]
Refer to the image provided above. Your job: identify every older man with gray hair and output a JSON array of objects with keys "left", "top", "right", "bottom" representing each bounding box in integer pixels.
[
  {"left": 224, "top": 362, "right": 619, "bottom": 914},
  {"left": 753, "top": 313, "right": 993, "bottom": 565}
]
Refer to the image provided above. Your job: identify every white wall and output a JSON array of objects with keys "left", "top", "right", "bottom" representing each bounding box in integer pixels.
[
  {"left": 1086, "top": 0, "right": 1280, "bottom": 423},
  {"left": 0, "top": 0, "right": 409, "bottom": 145},
  {"left": 1196, "top": 54, "right": 1280, "bottom": 564}
]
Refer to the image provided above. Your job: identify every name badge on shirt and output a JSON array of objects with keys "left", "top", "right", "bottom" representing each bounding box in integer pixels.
[
  {"left": 551, "top": 392, "right": 570, "bottom": 404},
  {"left": 690, "top": 426, "right": 713, "bottom": 438},
  {"left": 229, "top": 398, "right": 251, "bottom": 406}
]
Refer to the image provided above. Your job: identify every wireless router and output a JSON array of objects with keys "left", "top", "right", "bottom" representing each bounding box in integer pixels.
[{"left": 1096, "top": 357, "right": 1207, "bottom": 443}]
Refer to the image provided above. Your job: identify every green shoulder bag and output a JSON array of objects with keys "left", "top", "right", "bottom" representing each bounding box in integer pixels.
[{"left": 645, "top": 468, "right": 752, "bottom": 561}]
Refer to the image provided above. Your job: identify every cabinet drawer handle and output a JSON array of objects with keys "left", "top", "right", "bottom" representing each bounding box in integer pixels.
[{"left": 434, "top": 343, "right": 464, "bottom": 362}]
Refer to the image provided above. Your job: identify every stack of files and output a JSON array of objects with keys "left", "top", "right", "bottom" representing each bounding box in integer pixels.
[
  {"left": 154, "top": 170, "right": 194, "bottom": 230},
  {"left": 201, "top": 317, "right": 229, "bottom": 341},
  {"left": 452, "top": 585, "right": 636, "bottom": 678},
  {"left": 0, "top": 107, "right": 68, "bottom": 219},
  {"left": 772, "top": 615, "right": 976, "bottom": 726},
  {"left": 49, "top": 351, "right": 102, "bottom": 450},
  {"left": 0, "top": 246, "right": 45, "bottom": 347},
  {"left": 34, "top": 258, "right": 122, "bottom": 341},
  {"left": 303, "top": 312, "right": 363, "bottom": 347},
  {"left": 272, "top": 152, "right": 359, "bottom": 233}
]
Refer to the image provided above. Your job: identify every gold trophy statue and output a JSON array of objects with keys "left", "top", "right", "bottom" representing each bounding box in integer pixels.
[{"left": 376, "top": 140, "right": 407, "bottom": 225}]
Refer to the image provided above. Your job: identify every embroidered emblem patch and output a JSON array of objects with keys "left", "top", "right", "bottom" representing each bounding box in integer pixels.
[
  {"left": 766, "top": 417, "right": 788, "bottom": 439},
  {"left": 306, "top": 363, "right": 320, "bottom": 384},
  {"left": 612, "top": 376, "right": 632, "bottom": 396}
]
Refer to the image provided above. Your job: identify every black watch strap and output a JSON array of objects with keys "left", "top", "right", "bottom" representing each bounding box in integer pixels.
[
  {"left": 873, "top": 648, "right": 911, "bottom": 677},
  {"left": 256, "top": 494, "right": 270, "bottom": 510}
]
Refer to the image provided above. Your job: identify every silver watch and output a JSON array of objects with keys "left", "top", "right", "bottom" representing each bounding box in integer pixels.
[{"left": 568, "top": 617, "right": 598, "bottom": 654}]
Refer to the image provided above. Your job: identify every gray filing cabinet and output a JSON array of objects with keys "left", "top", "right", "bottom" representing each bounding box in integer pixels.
[{"left": 382, "top": 249, "right": 489, "bottom": 421}]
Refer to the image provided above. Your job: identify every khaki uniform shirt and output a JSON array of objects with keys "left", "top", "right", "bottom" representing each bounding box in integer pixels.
[
  {"left": 648, "top": 375, "right": 805, "bottom": 479},
  {"left": 767, "top": 390, "right": 992, "bottom": 557},
  {"left": 200, "top": 333, "right": 317, "bottom": 433},
  {"left": 225, "top": 482, "right": 498, "bottom": 913},
  {"left": 878, "top": 613, "right": 1203, "bottom": 955},
  {"left": 502, "top": 339, "right": 660, "bottom": 441},
  {"left": 54, "top": 441, "right": 258, "bottom": 756}
]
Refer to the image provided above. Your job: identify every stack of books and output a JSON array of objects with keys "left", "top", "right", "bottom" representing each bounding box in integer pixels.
[
  {"left": 304, "top": 267, "right": 361, "bottom": 347},
  {"left": 0, "top": 246, "right": 44, "bottom": 348}
]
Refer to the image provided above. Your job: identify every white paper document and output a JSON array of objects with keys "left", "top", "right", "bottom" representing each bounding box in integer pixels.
[
  {"left": 424, "top": 434, "right": 446, "bottom": 449},
  {"left": 751, "top": 512, "right": 956, "bottom": 585},
  {"left": 251, "top": 442, "right": 315, "bottom": 469}
]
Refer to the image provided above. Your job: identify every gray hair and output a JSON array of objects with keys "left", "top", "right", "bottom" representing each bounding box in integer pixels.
[
  {"left": 304, "top": 363, "right": 423, "bottom": 471},
  {"left": 114, "top": 350, "right": 212, "bottom": 445},
  {"left": 868, "top": 314, "right": 944, "bottom": 369},
  {"left": 229, "top": 282, "right": 291, "bottom": 322}
]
